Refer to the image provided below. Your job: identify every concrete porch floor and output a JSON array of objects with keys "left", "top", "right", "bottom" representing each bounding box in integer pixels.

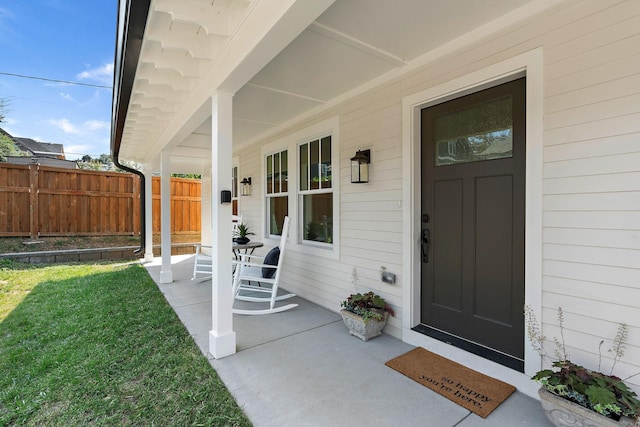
[{"left": 143, "top": 255, "right": 552, "bottom": 427}]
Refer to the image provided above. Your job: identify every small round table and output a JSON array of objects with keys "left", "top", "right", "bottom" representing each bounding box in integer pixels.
[{"left": 232, "top": 240, "right": 263, "bottom": 260}]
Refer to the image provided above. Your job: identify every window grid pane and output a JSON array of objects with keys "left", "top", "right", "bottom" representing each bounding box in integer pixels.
[
  {"left": 269, "top": 196, "right": 288, "bottom": 236},
  {"left": 281, "top": 150, "right": 288, "bottom": 193},
  {"left": 266, "top": 149, "right": 288, "bottom": 236},
  {"left": 320, "top": 136, "right": 331, "bottom": 189},
  {"left": 299, "top": 144, "right": 308, "bottom": 191},
  {"left": 232, "top": 166, "right": 238, "bottom": 198},
  {"left": 274, "top": 152, "right": 281, "bottom": 193},
  {"left": 266, "top": 155, "right": 273, "bottom": 194},
  {"left": 310, "top": 139, "right": 320, "bottom": 190},
  {"left": 302, "top": 193, "right": 332, "bottom": 243}
]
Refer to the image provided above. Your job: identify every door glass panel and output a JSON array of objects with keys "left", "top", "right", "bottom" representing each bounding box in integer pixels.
[{"left": 434, "top": 95, "right": 513, "bottom": 166}]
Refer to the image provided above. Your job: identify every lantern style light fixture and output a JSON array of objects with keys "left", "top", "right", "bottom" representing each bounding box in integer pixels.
[
  {"left": 350, "top": 149, "right": 370, "bottom": 184},
  {"left": 240, "top": 177, "right": 252, "bottom": 196}
]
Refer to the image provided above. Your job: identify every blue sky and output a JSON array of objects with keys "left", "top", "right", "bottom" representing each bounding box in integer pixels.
[{"left": 0, "top": 1, "right": 116, "bottom": 160}]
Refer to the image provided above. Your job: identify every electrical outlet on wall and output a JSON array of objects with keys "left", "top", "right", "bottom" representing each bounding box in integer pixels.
[{"left": 380, "top": 266, "right": 396, "bottom": 285}]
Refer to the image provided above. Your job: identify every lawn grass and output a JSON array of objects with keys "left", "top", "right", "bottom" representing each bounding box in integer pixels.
[{"left": 0, "top": 260, "right": 251, "bottom": 426}]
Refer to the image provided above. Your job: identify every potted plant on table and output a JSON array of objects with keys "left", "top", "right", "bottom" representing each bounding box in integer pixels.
[
  {"left": 234, "top": 223, "right": 254, "bottom": 245},
  {"left": 525, "top": 306, "right": 640, "bottom": 426},
  {"left": 340, "top": 291, "right": 395, "bottom": 341}
]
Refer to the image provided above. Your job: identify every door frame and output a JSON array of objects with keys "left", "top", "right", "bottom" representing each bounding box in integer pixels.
[{"left": 401, "top": 49, "right": 543, "bottom": 398}]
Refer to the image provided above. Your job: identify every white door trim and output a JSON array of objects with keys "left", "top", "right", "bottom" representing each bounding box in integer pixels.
[{"left": 401, "top": 48, "right": 544, "bottom": 398}]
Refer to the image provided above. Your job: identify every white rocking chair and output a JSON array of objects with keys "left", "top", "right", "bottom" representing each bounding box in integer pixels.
[
  {"left": 232, "top": 216, "right": 297, "bottom": 315},
  {"left": 192, "top": 215, "right": 243, "bottom": 282},
  {"left": 192, "top": 244, "right": 213, "bottom": 282}
]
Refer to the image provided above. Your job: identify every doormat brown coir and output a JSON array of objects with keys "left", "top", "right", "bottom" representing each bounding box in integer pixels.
[{"left": 385, "top": 347, "right": 515, "bottom": 418}]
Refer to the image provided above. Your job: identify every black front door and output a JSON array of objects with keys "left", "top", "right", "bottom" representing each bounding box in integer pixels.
[{"left": 418, "top": 78, "right": 526, "bottom": 371}]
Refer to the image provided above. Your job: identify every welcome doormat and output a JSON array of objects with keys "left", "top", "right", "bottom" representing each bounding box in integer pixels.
[{"left": 385, "top": 347, "right": 515, "bottom": 418}]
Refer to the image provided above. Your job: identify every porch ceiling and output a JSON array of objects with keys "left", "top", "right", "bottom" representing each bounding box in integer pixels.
[{"left": 115, "top": 0, "right": 537, "bottom": 172}]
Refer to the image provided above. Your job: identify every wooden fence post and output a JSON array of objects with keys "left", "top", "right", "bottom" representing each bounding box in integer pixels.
[{"left": 29, "top": 164, "right": 39, "bottom": 239}]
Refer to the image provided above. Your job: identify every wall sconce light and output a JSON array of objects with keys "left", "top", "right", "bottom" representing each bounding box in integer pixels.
[
  {"left": 350, "top": 149, "right": 370, "bottom": 184},
  {"left": 240, "top": 177, "right": 252, "bottom": 196}
]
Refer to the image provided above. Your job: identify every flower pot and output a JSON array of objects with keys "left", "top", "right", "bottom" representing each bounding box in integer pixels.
[
  {"left": 235, "top": 237, "right": 250, "bottom": 244},
  {"left": 340, "top": 309, "right": 388, "bottom": 342},
  {"left": 538, "top": 387, "right": 636, "bottom": 427}
]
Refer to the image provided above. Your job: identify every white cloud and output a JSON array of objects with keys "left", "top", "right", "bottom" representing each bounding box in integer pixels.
[
  {"left": 59, "top": 92, "right": 75, "bottom": 101},
  {"left": 77, "top": 63, "right": 114, "bottom": 85},
  {"left": 49, "top": 118, "right": 80, "bottom": 134},
  {"left": 84, "top": 120, "right": 109, "bottom": 131},
  {"left": 44, "top": 117, "right": 111, "bottom": 159},
  {"left": 65, "top": 144, "right": 94, "bottom": 160},
  {"left": 48, "top": 118, "right": 109, "bottom": 134}
]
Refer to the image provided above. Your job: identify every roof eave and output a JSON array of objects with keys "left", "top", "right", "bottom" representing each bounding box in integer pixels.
[{"left": 110, "top": 0, "right": 151, "bottom": 162}]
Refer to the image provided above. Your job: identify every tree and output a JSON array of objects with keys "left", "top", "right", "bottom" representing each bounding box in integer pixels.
[
  {"left": 0, "top": 98, "right": 8, "bottom": 124},
  {"left": 0, "top": 98, "right": 22, "bottom": 161},
  {"left": 0, "top": 133, "right": 22, "bottom": 161}
]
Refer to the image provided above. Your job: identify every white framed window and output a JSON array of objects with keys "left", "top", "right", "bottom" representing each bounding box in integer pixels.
[
  {"left": 231, "top": 165, "right": 239, "bottom": 216},
  {"left": 265, "top": 149, "right": 288, "bottom": 236},
  {"left": 261, "top": 116, "right": 340, "bottom": 259},
  {"left": 299, "top": 135, "right": 333, "bottom": 245}
]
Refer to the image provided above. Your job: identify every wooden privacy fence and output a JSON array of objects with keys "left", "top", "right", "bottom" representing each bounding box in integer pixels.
[
  {"left": 0, "top": 163, "right": 201, "bottom": 238},
  {"left": 151, "top": 176, "right": 201, "bottom": 234}
]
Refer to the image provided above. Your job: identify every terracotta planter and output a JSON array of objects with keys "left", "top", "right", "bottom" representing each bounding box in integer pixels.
[
  {"left": 340, "top": 309, "right": 388, "bottom": 341},
  {"left": 538, "top": 387, "right": 636, "bottom": 427}
]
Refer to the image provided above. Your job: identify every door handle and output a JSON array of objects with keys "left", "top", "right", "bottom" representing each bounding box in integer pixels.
[{"left": 421, "top": 229, "right": 430, "bottom": 263}]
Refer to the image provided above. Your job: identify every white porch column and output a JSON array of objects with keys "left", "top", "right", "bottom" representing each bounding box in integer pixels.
[
  {"left": 209, "top": 91, "right": 236, "bottom": 358},
  {"left": 144, "top": 169, "right": 154, "bottom": 262},
  {"left": 159, "top": 150, "right": 173, "bottom": 283},
  {"left": 201, "top": 167, "right": 212, "bottom": 247}
]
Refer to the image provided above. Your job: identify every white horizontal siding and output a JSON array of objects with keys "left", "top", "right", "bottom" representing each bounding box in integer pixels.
[
  {"left": 541, "top": 324, "right": 640, "bottom": 372},
  {"left": 544, "top": 192, "right": 640, "bottom": 211},
  {"left": 235, "top": 144, "right": 263, "bottom": 233},
  {"left": 544, "top": 153, "right": 640, "bottom": 178},
  {"left": 545, "top": 49, "right": 640, "bottom": 97},
  {"left": 545, "top": 75, "right": 640, "bottom": 116},
  {"left": 233, "top": 0, "right": 640, "bottom": 385},
  {"left": 544, "top": 173, "right": 640, "bottom": 194},
  {"left": 544, "top": 243, "right": 640, "bottom": 269},
  {"left": 543, "top": 275, "right": 640, "bottom": 308},
  {"left": 544, "top": 113, "right": 640, "bottom": 147},
  {"left": 544, "top": 259, "right": 640, "bottom": 288},
  {"left": 544, "top": 211, "right": 640, "bottom": 229},
  {"left": 545, "top": 93, "right": 640, "bottom": 130},
  {"left": 544, "top": 133, "right": 640, "bottom": 162}
]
